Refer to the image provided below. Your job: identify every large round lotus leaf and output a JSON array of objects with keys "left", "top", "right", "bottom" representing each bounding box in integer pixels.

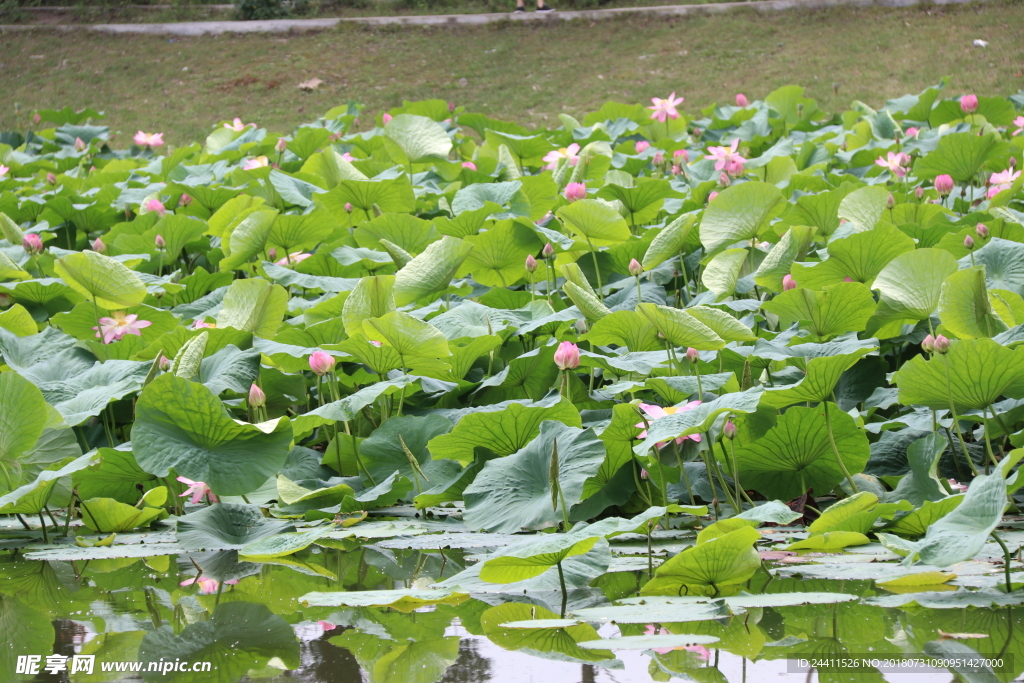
[
  {"left": 733, "top": 404, "right": 869, "bottom": 501},
  {"left": 131, "top": 374, "right": 293, "bottom": 496},
  {"left": 53, "top": 249, "right": 147, "bottom": 309}
]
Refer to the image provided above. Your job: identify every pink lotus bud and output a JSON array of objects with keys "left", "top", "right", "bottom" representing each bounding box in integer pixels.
[
  {"left": 964, "top": 234, "right": 975, "bottom": 250},
  {"left": 462, "top": 161, "right": 477, "bottom": 171},
  {"left": 382, "top": 112, "right": 393, "bottom": 124},
  {"left": 448, "top": 101, "right": 456, "bottom": 112},
  {"left": 735, "top": 93, "right": 749, "bottom": 107},
  {"left": 692, "top": 127, "right": 702, "bottom": 140},
  {"left": 564, "top": 182, "right": 587, "bottom": 202},
  {"left": 933, "top": 334, "right": 950, "bottom": 354},
  {"left": 915, "top": 186, "right": 924, "bottom": 200},
  {"left": 275, "top": 138, "right": 287, "bottom": 154},
  {"left": 843, "top": 276, "right": 854, "bottom": 282},
  {"left": 553, "top": 341, "right": 580, "bottom": 370},
  {"left": 635, "top": 141, "right": 650, "bottom": 153},
  {"left": 309, "top": 350, "right": 336, "bottom": 376},
  {"left": 719, "top": 172, "right": 731, "bottom": 187},
  {"left": 525, "top": 254, "right": 538, "bottom": 273},
  {"left": 542, "top": 242, "right": 555, "bottom": 259},
  {"left": 144, "top": 198, "right": 166, "bottom": 216},
  {"left": 673, "top": 149, "right": 689, "bottom": 162},
  {"left": 22, "top": 234, "right": 42, "bottom": 255},
  {"left": 640, "top": 468, "right": 650, "bottom": 480},
  {"left": 653, "top": 152, "right": 665, "bottom": 166},
  {"left": 46, "top": 172, "right": 56, "bottom": 185},
  {"left": 179, "top": 193, "right": 193, "bottom": 207},
  {"left": 921, "top": 334, "right": 935, "bottom": 353},
  {"left": 685, "top": 347, "right": 699, "bottom": 364},
  {"left": 92, "top": 237, "right": 106, "bottom": 253},
  {"left": 74, "top": 137, "right": 86, "bottom": 152},
  {"left": 960, "top": 94, "right": 979, "bottom": 114},
  {"left": 886, "top": 193, "right": 895, "bottom": 209},
  {"left": 158, "top": 354, "right": 172, "bottom": 371},
  {"left": 344, "top": 202, "right": 353, "bottom": 212},
  {"left": 723, "top": 419, "right": 737, "bottom": 440},
  {"left": 155, "top": 234, "right": 166, "bottom": 250},
  {"left": 783, "top": 274, "right": 797, "bottom": 291},
  {"left": 935, "top": 174, "right": 954, "bottom": 196},
  {"left": 267, "top": 247, "right": 278, "bottom": 261},
  {"left": 671, "top": 165, "right": 682, "bottom": 175},
  {"left": 708, "top": 191, "right": 718, "bottom": 202},
  {"left": 248, "top": 383, "right": 266, "bottom": 408},
  {"left": 574, "top": 319, "right": 588, "bottom": 334},
  {"left": 628, "top": 258, "right": 643, "bottom": 277},
  {"left": 1010, "top": 157, "right": 1017, "bottom": 169},
  {"left": 905, "top": 127, "right": 919, "bottom": 138},
  {"left": 976, "top": 222, "right": 989, "bottom": 239},
  {"left": 32, "top": 112, "right": 41, "bottom": 125}
]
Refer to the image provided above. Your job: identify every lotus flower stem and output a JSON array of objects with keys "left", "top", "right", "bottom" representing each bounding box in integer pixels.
[
  {"left": 991, "top": 531, "right": 1014, "bottom": 593},
  {"left": 38, "top": 512, "right": 49, "bottom": 544},
  {"left": 940, "top": 356, "right": 978, "bottom": 476},
  {"left": 585, "top": 236, "right": 603, "bottom": 300},
  {"left": 63, "top": 493, "right": 76, "bottom": 536},
  {"left": 822, "top": 401, "right": 859, "bottom": 494},
  {"left": 705, "top": 436, "right": 740, "bottom": 515},
  {"left": 673, "top": 442, "right": 697, "bottom": 506},
  {"left": 983, "top": 405, "right": 1000, "bottom": 468},
  {"left": 556, "top": 561, "right": 568, "bottom": 618}
]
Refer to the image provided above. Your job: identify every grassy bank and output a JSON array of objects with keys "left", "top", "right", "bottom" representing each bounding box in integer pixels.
[{"left": 1, "top": 2, "right": 1022, "bottom": 141}]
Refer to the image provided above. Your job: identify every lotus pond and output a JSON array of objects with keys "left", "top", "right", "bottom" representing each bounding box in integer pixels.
[{"left": 0, "top": 86, "right": 1023, "bottom": 681}]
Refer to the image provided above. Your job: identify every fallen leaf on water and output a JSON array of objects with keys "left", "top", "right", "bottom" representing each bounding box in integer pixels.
[{"left": 938, "top": 629, "right": 989, "bottom": 640}]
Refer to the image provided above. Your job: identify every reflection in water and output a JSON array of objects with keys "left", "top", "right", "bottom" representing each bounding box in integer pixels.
[{"left": 0, "top": 546, "right": 1012, "bottom": 683}]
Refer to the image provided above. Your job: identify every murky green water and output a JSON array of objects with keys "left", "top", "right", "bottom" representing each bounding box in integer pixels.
[{"left": 2, "top": 515, "right": 1021, "bottom": 683}]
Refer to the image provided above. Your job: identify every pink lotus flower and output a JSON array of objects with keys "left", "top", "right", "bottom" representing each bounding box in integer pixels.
[
  {"left": 92, "top": 237, "right": 106, "bottom": 253},
  {"left": 905, "top": 127, "right": 920, "bottom": 138},
  {"left": 92, "top": 311, "right": 153, "bottom": 344},
  {"left": 134, "top": 131, "right": 164, "bottom": 148},
  {"left": 340, "top": 152, "right": 355, "bottom": 162},
  {"left": 783, "top": 274, "right": 797, "bottom": 290},
  {"left": 248, "top": 383, "right": 266, "bottom": 408},
  {"left": 987, "top": 169, "right": 1021, "bottom": 198},
  {"left": 144, "top": 198, "right": 166, "bottom": 216},
  {"left": 635, "top": 141, "right": 651, "bottom": 154},
  {"left": 1013, "top": 116, "right": 1024, "bottom": 137},
  {"left": 735, "top": 93, "right": 749, "bottom": 107},
  {"left": 179, "top": 194, "right": 193, "bottom": 207},
  {"left": 309, "top": 350, "right": 336, "bottom": 376},
  {"left": 543, "top": 143, "right": 581, "bottom": 170},
  {"left": 177, "top": 476, "right": 217, "bottom": 504},
  {"left": 368, "top": 340, "right": 383, "bottom": 348},
  {"left": 224, "top": 117, "right": 254, "bottom": 131},
  {"left": 673, "top": 149, "right": 689, "bottom": 162},
  {"left": 947, "top": 478, "right": 968, "bottom": 493},
  {"left": 74, "top": 137, "right": 87, "bottom": 152},
  {"left": 671, "top": 165, "right": 681, "bottom": 175},
  {"left": 875, "top": 151, "right": 911, "bottom": 178},
  {"left": 934, "top": 174, "right": 954, "bottom": 196},
  {"left": 462, "top": 161, "right": 477, "bottom": 171},
  {"left": 706, "top": 139, "right": 746, "bottom": 176},
  {"left": 274, "top": 251, "right": 312, "bottom": 266},
  {"left": 708, "top": 191, "right": 718, "bottom": 202},
  {"left": 318, "top": 621, "right": 337, "bottom": 631},
  {"left": 0, "top": 164, "right": 9, "bottom": 178},
  {"left": 652, "top": 152, "right": 665, "bottom": 166},
  {"left": 382, "top": 112, "right": 393, "bottom": 124},
  {"left": 649, "top": 92, "right": 684, "bottom": 123},
  {"left": 22, "top": 233, "right": 43, "bottom": 255},
  {"left": 180, "top": 577, "right": 237, "bottom": 594},
  {"left": 636, "top": 401, "right": 703, "bottom": 448},
  {"left": 554, "top": 341, "right": 580, "bottom": 370},
  {"left": 193, "top": 320, "right": 217, "bottom": 329},
  {"left": 960, "top": 94, "right": 979, "bottom": 114},
  {"left": 242, "top": 156, "right": 269, "bottom": 171},
  {"left": 563, "top": 182, "right": 587, "bottom": 202},
  {"left": 641, "top": 624, "right": 711, "bottom": 658}
]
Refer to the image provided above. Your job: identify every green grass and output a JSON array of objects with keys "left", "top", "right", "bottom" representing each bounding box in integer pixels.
[{"left": 1, "top": 2, "right": 1022, "bottom": 142}]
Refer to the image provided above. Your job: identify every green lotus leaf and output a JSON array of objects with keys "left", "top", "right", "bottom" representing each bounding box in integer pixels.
[
  {"left": 0, "top": 452, "right": 97, "bottom": 515},
  {"left": 635, "top": 303, "right": 725, "bottom": 350},
  {"left": 460, "top": 219, "right": 543, "bottom": 287},
  {"left": 596, "top": 178, "right": 675, "bottom": 226},
  {"left": 219, "top": 209, "right": 279, "bottom": 271},
  {"left": 872, "top": 247, "right": 958, "bottom": 322},
  {"left": 837, "top": 185, "right": 890, "bottom": 232},
  {"left": 790, "top": 222, "right": 914, "bottom": 289},
  {"left": 699, "top": 181, "right": 784, "bottom": 254},
  {"left": 701, "top": 248, "right": 749, "bottom": 298},
  {"left": 72, "top": 447, "right": 160, "bottom": 503},
  {"left": 892, "top": 338, "right": 1024, "bottom": 410},
  {"left": 762, "top": 281, "right": 875, "bottom": 341},
  {"left": 0, "top": 371, "right": 50, "bottom": 496},
  {"left": 198, "top": 344, "right": 260, "bottom": 395},
  {"left": 480, "top": 602, "right": 612, "bottom": 663},
  {"left": 216, "top": 278, "right": 288, "bottom": 338},
  {"left": 384, "top": 113, "right": 453, "bottom": 163},
  {"left": 633, "top": 388, "right": 764, "bottom": 455},
  {"left": 785, "top": 531, "right": 870, "bottom": 551},
  {"left": 556, "top": 198, "right": 631, "bottom": 247},
  {"left": 464, "top": 421, "right": 606, "bottom": 533},
  {"left": 393, "top": 235, "right": 473, "bottom": 306},
  {"left": 913, "top": 132, "right": 1008, "bottom": 182},
  {"left": 478, "top": 532, "right": 601, "bottom": 583},
  {"left": 342, "top": 275, "right": 396, "bottom": 337},
  {"left": 319, "top": 176, "right": 417, "bottom": 225},
  {"left": 131, "top": 374, "right": 293, "bottom": 496},
  {"left": 562, "top": 281, "right": 612, "bottom": 322},
  {"left": 79, "top": 492, "right": 168, "bottom": 533},
  {"left": 363, "top": 311, "right": 449, "bottom": 364},
  {"left": 938, "top": 266, "right": 1010, "bottom": 339},
  {"left": 643, "top": 214, "right": 698, "bottom": 270},
  {"left": 733, "top": 404, "right": 869, "bottom": 500},
  {"left": 883, "top": 495, "right": 964, "bottom": 537},
  {"left": 238, "top": 525, "right": 337, "bottom": 558},
  {"left": 753, "top": 225, "right": 814, "bottom": 291},
  {"left": 582, "top": 310, "right": 661, "bottom": 351},
  {"left": 685, "top": 306, "right": 756, "bottom": 342},
  {"left": 176, "top": 503, "right": 294, "bottom": 551},
  {"left": 266, "top": 209, "right": 338, "bottom": 254},
  {"left": 355, "top": 213, "right": 439, "bottom": 254},
  {"left": 640, "top": 526, "right": 762, "bottom": 596},
  {"left": 886, "top": 433, "right": 949, "bottom": 506},
  {"left": 300, "top": 588, "right": 469, "bottom": 610},
  {"left": 53, "top": 249, "right": 147, "bottom": 309},
  {"left": 359, "top": 415, "right": 459, "bottom": 492}
]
